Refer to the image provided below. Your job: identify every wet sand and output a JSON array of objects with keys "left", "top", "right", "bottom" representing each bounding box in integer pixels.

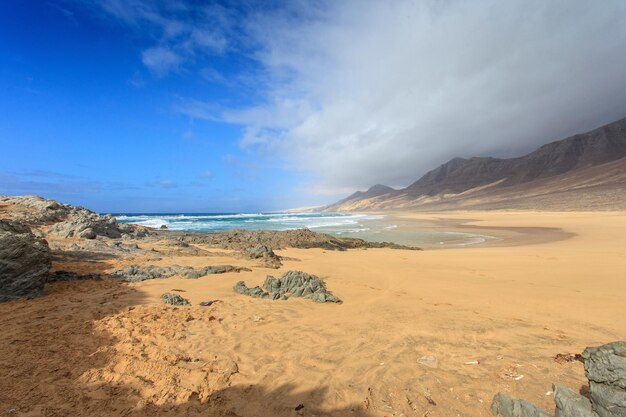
[{"left": 1, "top": 211, "right": 625, "bottom": 416}]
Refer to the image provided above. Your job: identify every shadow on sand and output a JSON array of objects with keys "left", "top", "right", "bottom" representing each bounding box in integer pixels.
[{"left": 0, "top": 279, "right": 374, "bottom": 417}]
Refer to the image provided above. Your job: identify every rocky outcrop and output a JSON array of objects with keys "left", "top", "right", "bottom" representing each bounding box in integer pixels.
[
  {"left": 0, "top": 220, "right": 51, "bottom": 302},
  {"left": 160, "top": 292, "right": 190, "bottom": 306},
  {"left": 111, "top": 264, "right": 250, "bottom": 282},
  {"left": 492, "top": 341, "right": 626, "bottom": 417},
  {"left": 582, "top": 342, "right": 626, "bottom": 417},
  {"left": 172, "top": 228, "right": 421, "bottom": 252},
  {"left": 0, "top": 195, "right": 144, "bottom": 239},
  {"left": 246, "top": 244, "right": 282, "bottom": 268},
  {"left": 234, "top": 271, "right": 341, "bottom": 303}
]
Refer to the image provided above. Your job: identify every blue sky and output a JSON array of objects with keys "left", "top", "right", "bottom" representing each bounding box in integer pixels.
[
  {"left": 1, "top": 1, "right": 626, "bottom": 212},
  {"left": 0, "top": 1, "right": 313, "bottom": 212}
]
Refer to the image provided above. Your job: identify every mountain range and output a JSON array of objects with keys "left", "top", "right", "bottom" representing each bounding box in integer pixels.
[{"left": 324, "top": 117, "right": 626, "bottom": 211}]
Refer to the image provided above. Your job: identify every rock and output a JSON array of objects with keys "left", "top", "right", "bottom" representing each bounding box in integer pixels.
[
  {"left": 582, "top": 342, "right": 626, "bottom": 417},
  {"left": 111, "top": 264, "right": 250, "bottom": 282},
  {"left": 418, "top": 355, "right": 439, "bottom": 368},
  {"left": 553, "top": 385, "right": 598, "bottom": 417},
  {"left": 47, "top": 270, "right": 102, "bottom": 283},
  {"left": 160, "top": 225, "right": 168, "bottom": 230},
  {"left": 490, "top": 341, "right": 626, "bottom": 417},
  {"left": 0, "top": 195, "right": 146, "bottom": 240},
  {"left": 233, "top": 271, "right": 341, "bottom": 303},
  {"left": 246, "top": 244, "right": 282, "bottom": 268},
  {"left": 160, "top": 292, "right": 190, "bottom": 306},
  {"left": 171, "top": 228, "right": 422, "bottom": 252},
  {"left": 234, "top": 281, "right": 250, "bottom": 296},
  {"left": 199, "top": 300, "right": 214, "bottom": 307},
  {"left": 491, "top": 393, "right": 552, "bottom": 417},
  {"left": 0, "top": 220, "right": 51, "bottom": 302}
]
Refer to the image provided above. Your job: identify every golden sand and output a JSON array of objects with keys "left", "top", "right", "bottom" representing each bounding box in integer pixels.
[{"left": 1, "top": 211, "right": 624, "bottom": 416}]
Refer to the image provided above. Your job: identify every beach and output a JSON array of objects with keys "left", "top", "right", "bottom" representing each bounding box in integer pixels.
[{"left": 1, "top": 209, "right": 625, "bottom": 416}]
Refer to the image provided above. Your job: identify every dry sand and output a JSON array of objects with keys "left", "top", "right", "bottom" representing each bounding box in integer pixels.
[{"left": 1, "top": 211, "right": 625, "bottom": 417}]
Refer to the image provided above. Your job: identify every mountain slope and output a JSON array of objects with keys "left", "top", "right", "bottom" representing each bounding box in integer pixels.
[
  {"left": 324, "top": 184, "right": 395, "bottom": 211},
  {"left": 325, "top": 117, "right": 626, "bottom": 211}
]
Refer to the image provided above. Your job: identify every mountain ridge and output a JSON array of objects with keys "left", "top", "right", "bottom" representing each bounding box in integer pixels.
[{"left": 324, "top": 116, "right": 626, "bottom": 211}]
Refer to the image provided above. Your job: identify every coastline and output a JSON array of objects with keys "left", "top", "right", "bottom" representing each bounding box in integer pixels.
[
  {"left": 1, "top": 198, "right": 625, "bottom": 416},
  {"left": 370, "top": 211, "right": 580, "bottom": 249}
]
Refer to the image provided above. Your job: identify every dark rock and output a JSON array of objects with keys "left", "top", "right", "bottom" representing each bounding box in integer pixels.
[
  {"left": 160, "top": 292, "right": 190, "bottom": 306},
  {"left": 553, "top": 385, "right": 597, "bottom": 417},
  {"left": 111, "top": 264, "right": 250, "bottom": 282},
  {"left": 247, "top": 244, "right": 275, "bottom": 259},
  {"left": 234, "top": 271, "right": 341, "bottom": 303},
  {"left": 582, "top": 342, "right": 626, "bottom": 417},
  {"left": 246, "top": 244, "right": 282, "bottom": 268},
  {"left": 491, "top": 342, "right": 626, "bottom": 417},
  {"left": 160, "top": 225, "right": 168, "bottom": 230},
  {"left": 0, "top": 220, "right": 51, "bottom": 302},
  {"left": 491, "top": 393, "right": 552, "bottom": 417},
  {"left": 47, "top": 270, "right": 102, "bottom": 283},
  {"left": 199, "top": 300, "right": 214, "bottom": 307}
]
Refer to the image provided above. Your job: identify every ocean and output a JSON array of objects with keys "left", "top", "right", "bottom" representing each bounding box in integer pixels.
[{"left": 115, "top": 212, "right": 494, "bottom": 247}]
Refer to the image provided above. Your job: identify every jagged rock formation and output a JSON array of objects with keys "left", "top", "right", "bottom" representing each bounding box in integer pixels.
[
  {"left": 582, "top": 342, "right": 626, "bottom": 417},
  {"left": 234, "top": 271, "right": 341, "bottom": 303},
  {"left": 160, "top": 292, "right": 190, "bottom": 306},
  {"left": 0, "top": 195, "right": 145, "bottom": 239},
  {"left": 0, "top": 219, "right": 51, "bottom": 302},
  {"left": 491, "top": 341, "right": 626, "bottom": 417},
  {"left": 246, "top": 244, "right": 282, "bottom": 268},
  {"left": 325, "top": 117, "right": 626, "bottom": 211},
  {"left": 110, "top": 264, "right": 250, "bottom": 282}
]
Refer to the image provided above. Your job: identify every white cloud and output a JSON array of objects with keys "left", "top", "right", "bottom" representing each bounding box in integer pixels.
[
  {"left": 93, "top": 0, "right": 626, "bottom": 194},
  {"left": 222, "top": 0, "right": 626, "bottom": 191},
  {"left": 141, "top": 47, "right": 182, "bottom": 76},
  {"left": 93, "top": 0, "right": 230, "bottom": 76}
]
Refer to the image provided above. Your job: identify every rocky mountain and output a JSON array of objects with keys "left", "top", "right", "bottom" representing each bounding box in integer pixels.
[
  {"left": 325, "top": 117, "right": 626, "bottom": 211},
  {"left": 324, "top": 184, "right": 395, "bottom": 211}
]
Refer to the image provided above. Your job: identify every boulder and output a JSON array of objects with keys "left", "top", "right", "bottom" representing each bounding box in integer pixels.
[
  {"left": 582, "top": 342, "right": 626, "bottom": 417},
  {"left": 234, "top": 271, "right": 341, "bottom": 303},
  {"left": 491, "top": 341, "right": 626, "bottom": 417},
  {"left": 246, "top": 244, "right": 282, "bottom": 268},
  {"left": 0, "top": 220, "right": 51, "bottom": 302}
]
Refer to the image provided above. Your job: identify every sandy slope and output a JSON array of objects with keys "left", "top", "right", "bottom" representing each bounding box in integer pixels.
[{"left": 1, "top": 211, "right": 625, "bottom": 417}]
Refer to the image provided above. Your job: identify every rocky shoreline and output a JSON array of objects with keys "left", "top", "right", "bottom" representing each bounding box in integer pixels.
[{"left": 0, "top": 195, "right": 420, "bottom": 302}]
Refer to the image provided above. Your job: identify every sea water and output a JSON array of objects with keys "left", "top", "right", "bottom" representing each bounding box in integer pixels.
[{"left": 115, "top": 212, "right": 494, "bottom": 247}]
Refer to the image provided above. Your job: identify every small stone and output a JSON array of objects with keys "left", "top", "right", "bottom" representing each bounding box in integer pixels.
[
  {"left": 418, "top": 355, "right": 439, "bottom": 369},
  {"left": 160, "top": 292, "right": 190, "bottom": 306}
]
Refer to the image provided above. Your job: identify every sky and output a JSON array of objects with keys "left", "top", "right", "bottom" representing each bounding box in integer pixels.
[{"left": 1, "top": 0, "right": 626, "bottom": 213}]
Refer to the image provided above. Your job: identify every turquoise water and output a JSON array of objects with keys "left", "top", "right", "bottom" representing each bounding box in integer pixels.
[{"left": 115, "top": 212, "right": 494, "bottom": 247}]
